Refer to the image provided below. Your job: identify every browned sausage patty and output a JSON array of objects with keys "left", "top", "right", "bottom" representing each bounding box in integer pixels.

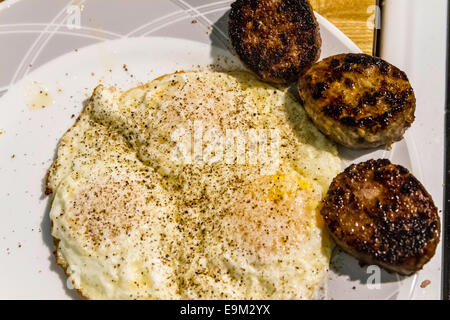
[
  {"left": 298, "top": 53, "right": 416, "bottom": 149},
  {"left": 229, "top": 0, "right": 321, "bottom": 83},
  {"left": 321, "top": 159, "right": 440, "bottom": 275}
]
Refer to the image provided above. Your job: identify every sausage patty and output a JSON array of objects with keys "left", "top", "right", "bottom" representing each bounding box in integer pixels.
[
  {"left": 298, "top": 54, "right": 416, "bottom": 149},
  {"left": 321, "top": 159, "right": 440, "bottom": 275},
  {"left": 229, "top": 0, "right": 321, "bottom": 83}
]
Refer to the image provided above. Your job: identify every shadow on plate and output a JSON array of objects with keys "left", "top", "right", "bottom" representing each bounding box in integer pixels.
[
  {"left": 40, "top": 193, "right": 82, "bottom": 300},
  {"left": 39, "top": 100, "right": 90, "bottom": 301},
  {"left": 330, "top": 247, "right": 404, "bottom": 285},
  {"left": 208, "top": 9, "right": 242, "bottom": 71},
  {"left": 338, "top": 144, "right": 390, "bottom": 163}
]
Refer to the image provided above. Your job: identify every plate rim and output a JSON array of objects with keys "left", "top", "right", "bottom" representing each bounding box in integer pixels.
[{"left": 1, "top": 0, "right": 441, "bottom": 300}]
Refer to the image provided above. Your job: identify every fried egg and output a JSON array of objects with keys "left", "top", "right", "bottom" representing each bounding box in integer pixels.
[{"left": 46, "top": 70, "right": 341, "bottom": 299}]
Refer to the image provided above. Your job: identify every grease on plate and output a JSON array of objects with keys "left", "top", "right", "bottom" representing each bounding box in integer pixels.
[{"left": 24, "top": 81, "right": 54, "bottom": 110}]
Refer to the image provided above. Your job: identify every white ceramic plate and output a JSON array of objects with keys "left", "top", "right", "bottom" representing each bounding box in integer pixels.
[{"left": 0, "top": 0, "right": 442, "bottom": 299}]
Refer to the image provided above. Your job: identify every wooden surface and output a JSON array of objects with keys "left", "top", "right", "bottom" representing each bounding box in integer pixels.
[{"left": 310, "top": 0, "right": 377, "bottom": 54}]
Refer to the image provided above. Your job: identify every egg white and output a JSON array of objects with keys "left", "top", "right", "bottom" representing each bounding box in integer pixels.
[{"left": 47, "top": 71, "right": 341, "bottom": 299}]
